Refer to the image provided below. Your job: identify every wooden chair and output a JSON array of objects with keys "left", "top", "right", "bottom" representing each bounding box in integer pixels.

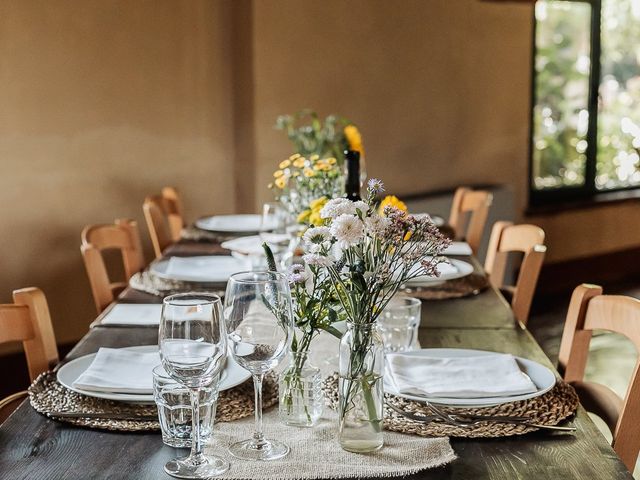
[
  {"left": 81, "top": 219, "right": 144, "bottom": 313},
  {"left": 558, "top": 284, "right": 640, "bottom": 472},
  {"left": 484, "top": 221, "right": 546, "bottom": 326},
  {"left": 143, "top": 186, "right": 184, "bottom": 258},
  {"left": 0, "top": 288, "right": 59, "bottom": 422},
  {"left": 448, "top": 187, "right": 493, "bottom": 255}
]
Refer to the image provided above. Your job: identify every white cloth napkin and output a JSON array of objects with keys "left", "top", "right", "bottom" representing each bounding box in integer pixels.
[
  {"left": 164, "top": 255, "right": 248, "bottom": 282},
  {"left": 443, "top": 242, "right": 472, "bottom": 256},
  {"left": 386, "top": 352, "right": 538, "bottom": 398},
  {"left": 221, "top": 235, "right": 290, "bottom": 255},
  {"left": 72, "top": 347, "right": 160, "bottom": 394},
  {"left": 100, "top": 304, "right": 162, "bottom": 326}
]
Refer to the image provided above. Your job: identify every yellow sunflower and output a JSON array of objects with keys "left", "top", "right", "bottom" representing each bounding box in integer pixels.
[
  {"left": 378, "top": 195, "right": 407, "bottom": 215},
  {"left": 275, "top": 176, "right": 288, "bottom": 189},
  {"left": 292, "top": 157, "right": 306, "bottom": 168},
  {"left": 279, "top": 159, "right": 291, "bottom": 169}
]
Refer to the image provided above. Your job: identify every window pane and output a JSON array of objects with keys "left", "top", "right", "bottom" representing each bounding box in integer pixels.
[
  {"left": 596, "top": 0, "right": 640, "bottom": 190},
  {"left": 532, "top": 1, "right": 592, "bottom": 190}
]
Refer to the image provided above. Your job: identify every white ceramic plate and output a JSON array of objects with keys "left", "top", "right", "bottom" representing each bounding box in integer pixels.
[
  {"left": 384, "top": 348, "right": 556, "bottom": 407},
  {"left": 195, "top": 214, "right": 262, "bottom": 233},
  {"left": 57, "top": 346, "right": 251, "bottom": 403},
  {"left": 149, "top": 255, "right": 249, "bottom": 283},
  {"left": 405, "top": 258, "right": 474, "bottom": 286}
]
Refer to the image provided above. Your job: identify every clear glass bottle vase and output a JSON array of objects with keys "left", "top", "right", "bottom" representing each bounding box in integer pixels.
[
  {"left": 278, "top": 351, "right": 323, "bottom": 427},
  {"left": 338, "top": 322, "right": 384, "bottom": 453}
]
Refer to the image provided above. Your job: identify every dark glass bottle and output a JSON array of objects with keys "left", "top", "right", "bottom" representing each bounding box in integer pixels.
[{"left": 344, "top": 150, "right": 361, "bottom": 201}]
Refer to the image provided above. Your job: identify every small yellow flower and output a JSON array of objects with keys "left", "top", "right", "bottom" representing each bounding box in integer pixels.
[
  {"left": 279, "top": 159, "right": 291, "bottom": 169},
  {"left": 292, "top": 157, "right": 306, "bottom": 168},
  {"left": 309, "top": 211, "right": 323, "bottom": 226},
  {"left": 310, "top": 196, "right": 328, "bottom": 209},
  {"left": 378, "top": 195, "right": 408, "bottom": 216},
  {"left": 344, "top": 125, "right": 364, "bottom": 155},
  {"left": 275, "top": 176, "right": 288, "bottom": 189},
  {"left": 327, "top": 157, "right": 337, "bottom": 165},
  {"left": 273, "top": 169, "right": 284, "bottom": 178},
  {"left": 292, "top": 171, "right": 300, "bottom": 177},
  {"left": 289, "top": 153, "right": 301, "bottom": 160},
  {"left": 303, "top": 168, "right": 315, "bottom": 177},
  {"left": 267, "top": 182, "right": 274, "bottom": 189},
  {"left": 310, "top": 154, "right": 320, "bottom": 162},
  {"left": 297, "top": 209, "right": 311, "bottom": 223}
]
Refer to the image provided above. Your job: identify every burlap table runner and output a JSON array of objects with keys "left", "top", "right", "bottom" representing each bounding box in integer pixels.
[{"left": 206, "top": 408, "right": 456, "bottom": 479}]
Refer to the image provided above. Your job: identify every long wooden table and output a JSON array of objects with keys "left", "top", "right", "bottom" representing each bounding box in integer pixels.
[{"left": 0, "top": 242, "right": 633, "bottom": 479}]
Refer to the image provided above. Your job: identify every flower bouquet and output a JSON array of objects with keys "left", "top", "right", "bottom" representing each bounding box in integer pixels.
[{"left": 302, "top": 179, "right": 451, "bottom": 452}]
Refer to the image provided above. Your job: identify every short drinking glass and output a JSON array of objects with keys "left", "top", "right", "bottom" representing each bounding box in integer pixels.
[
  {"left": 153, "top": 365, "right": 219, "bottom": 448},
  {"left": 159, "top": 293, "right": 228, "bottom": 479},
  {"left": 224, "top": 271, "right": 293, "bottom": 461},
  {"left": 377, "top": 296, "right": 422, "bottom": 353}
]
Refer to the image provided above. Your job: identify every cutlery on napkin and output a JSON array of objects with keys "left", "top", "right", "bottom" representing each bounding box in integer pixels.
[
  {"left": 386, "top": 352, "right": 538, "bottom": 399},
  {"left": 72, "top": 347, "right": 160, "bottom": 394}
]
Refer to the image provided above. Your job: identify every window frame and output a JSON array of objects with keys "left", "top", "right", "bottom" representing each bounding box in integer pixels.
[{"left": 527, "top": 0, "right": 639, "bottom": 207}]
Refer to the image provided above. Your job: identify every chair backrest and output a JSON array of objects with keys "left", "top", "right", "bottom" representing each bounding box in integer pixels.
[
  {"left": 484, "top": 221, "right": 546, "bottom": 325},
  {"left": 448, "top": 187, "right": 493, "bottom": 255},
  {"left": 558, "top": 284, "right": 640, "bottom": 471},
  {"left": 80, "top": 219, "right": 144, "bottom": 313},
  {"left": 0, "top": 288, "right": 59, "bottom": 381},
  {"left": 143, "top": 186, "right": 184, "bottom": 258}
]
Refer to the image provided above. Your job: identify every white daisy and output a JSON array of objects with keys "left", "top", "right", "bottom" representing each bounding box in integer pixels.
[
  {"left": 303, "top": 253, "right": 334, "bottom": 267},
  {"left": 320, "top": 198, "right": 356, "bottom": 219},
  {"left": 353, "top": 200, "right": 370, "bottom": 216},
  {"left": 302, "top": 226, "right": 331, "bottom": 245},
  {"left": 330, "top": 214, "right": 365, "bottom": 248},
  {"left": 364, "top": 214, "right": 390, "bottom": 236}
]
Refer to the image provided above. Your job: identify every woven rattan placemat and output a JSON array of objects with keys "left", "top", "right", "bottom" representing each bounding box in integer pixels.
[
  {"left": 405, "top": 273, "right": 490, "bottom": 301},
  {"left": 323, "top": 374, "right": 578, "bottom": 438},
  {"left": 28, "top": 371, "right": 277, "bottom": 432}
]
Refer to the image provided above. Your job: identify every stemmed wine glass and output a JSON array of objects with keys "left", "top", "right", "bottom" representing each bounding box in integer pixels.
[
  {"left": 224, "top": 271, "right": 293, "bottom": 461},
  {"left": 159, "top": 293, "right": 229, "bottom": 479}
]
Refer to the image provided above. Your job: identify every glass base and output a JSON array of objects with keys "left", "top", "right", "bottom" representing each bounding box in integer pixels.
[
  {"left": 228, "top": 438, "right": 290, "bottom": 461},
  {"left": 164, "top": 454, "right": 229, "bottom": 479}
]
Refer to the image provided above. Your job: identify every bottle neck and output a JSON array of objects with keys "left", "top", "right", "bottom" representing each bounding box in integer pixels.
[
  {"left": 344, "top": 150, "right": 361, "bottom": 201},
  {"left": 346, "top": 321, "right": 375, "bottom": 334}
]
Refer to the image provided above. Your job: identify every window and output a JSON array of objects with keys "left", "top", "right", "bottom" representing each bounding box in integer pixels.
[{"left": 530, "top": 0, "right": 640, "bottom": 205}]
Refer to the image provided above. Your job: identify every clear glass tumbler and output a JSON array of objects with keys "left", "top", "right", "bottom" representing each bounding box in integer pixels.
[
  {"left": 376, "top": 296, "right": 422, "bottom": 353},
  {"left": 153, "top": 365, "right": 219, "bottom": 448}
]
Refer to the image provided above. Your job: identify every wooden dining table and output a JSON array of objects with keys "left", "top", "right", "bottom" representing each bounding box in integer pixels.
[{"left": 0, "top": 240, "right": 633, "bottom": 479}]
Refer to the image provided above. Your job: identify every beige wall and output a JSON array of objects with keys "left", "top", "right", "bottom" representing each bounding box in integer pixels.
[
  {"left": 2, "top": 0, "right": 634, "bottom": 349},
  {"left": 0, "top": 0, "right": 237, "bottom": 347}
]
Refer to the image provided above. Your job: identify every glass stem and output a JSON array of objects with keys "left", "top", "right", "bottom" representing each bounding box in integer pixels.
[
  {"left": 190, "top": 388, "right": 204, "bottom": 463},
  {"left": 252, "top": 373, "right": 266, "bottom": 447}
]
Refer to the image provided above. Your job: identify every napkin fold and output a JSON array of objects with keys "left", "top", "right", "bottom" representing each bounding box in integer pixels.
[
  {"left": 100, "top": 304, "right": 162, "bottom": 326},
  {"left": 72, "top": 347, "right": 160, "bottom": 394},
  {"left": 386, "top": 352, "right": 538, "bottom": 399},
  {"left": 164, "top": 255, "right": 248, "bottom": 282},
  {"left": 221, "top": 235, "right": 290, "bottom": 256},
  {"left": 442, "top": 242, "right": 473, "bottom": 256}
]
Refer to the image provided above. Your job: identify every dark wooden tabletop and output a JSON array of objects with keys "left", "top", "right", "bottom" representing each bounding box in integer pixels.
[{"left": 0, "top": 240, "right": 633, "bottom": 480}]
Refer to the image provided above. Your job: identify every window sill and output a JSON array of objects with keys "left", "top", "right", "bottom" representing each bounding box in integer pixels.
[{"left": 526, "top": 189, "right": 640, "bottom": 216}]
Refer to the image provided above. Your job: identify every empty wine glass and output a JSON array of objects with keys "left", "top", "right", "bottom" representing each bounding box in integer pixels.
[
  {"left": 159, "top": 293, "right": 228, "bottom": 479},
  {"left": 224, "top": 271, "right": 293, "bottom": 461}
]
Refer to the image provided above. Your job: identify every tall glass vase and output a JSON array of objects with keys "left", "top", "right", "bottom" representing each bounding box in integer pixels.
[
  {"left": 278, "top": 351, "right": 323, "bottom": 427},
  {"left": 338, "top": 322, "right": 384, "bottom": 453}
]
